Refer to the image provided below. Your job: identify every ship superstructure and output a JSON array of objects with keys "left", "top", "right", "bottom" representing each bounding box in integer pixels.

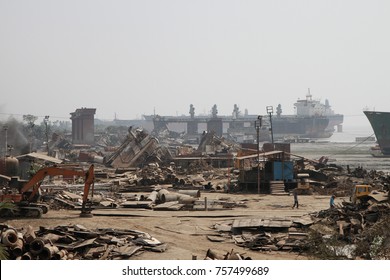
[{"left": 294, "top": 89, "right": 344, "bottom": 133}]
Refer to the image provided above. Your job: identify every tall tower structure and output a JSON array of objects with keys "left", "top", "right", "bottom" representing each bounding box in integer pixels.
[{"left": 70, "top": 108, "right": 96, "bottom": 145}]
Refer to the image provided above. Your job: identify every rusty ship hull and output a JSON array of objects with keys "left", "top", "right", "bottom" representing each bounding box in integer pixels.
[{"left": 364, "top": 111, "right": 390, "bottom": 156}]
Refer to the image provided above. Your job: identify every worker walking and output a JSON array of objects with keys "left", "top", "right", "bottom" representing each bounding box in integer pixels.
[
  {"left": 330, "top": 194, "right": 336, "bottom": 208},
  {"left": 292, "top": 190, "right": 299, "bottom": 209}
]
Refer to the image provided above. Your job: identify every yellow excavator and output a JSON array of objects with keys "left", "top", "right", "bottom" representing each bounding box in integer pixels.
[{"left": 0, "top": 164, "right": 95, "bottom": 218}]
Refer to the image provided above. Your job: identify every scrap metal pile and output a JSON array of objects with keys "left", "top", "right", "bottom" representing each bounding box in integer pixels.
[
  {"left": 0, "top": 224, "right": 165, "bottom": 260},
  {"left": 208, "top": 200, "right": 390, "bottom": 259},
  {"left": 43, "top": 186, "right": 244, "bottom": 212},
  {"left": 308, "top": 200, "right": 390, "bottom": 259},
  {"left": 210, "top": 216, "right": 312, "bottom": 253}
]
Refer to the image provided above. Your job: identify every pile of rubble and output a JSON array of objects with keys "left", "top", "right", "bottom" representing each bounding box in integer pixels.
[
  {"left": 43, "top": 186, "right": 245, "bottom": 212},
  {"left": 210, "top": 216, "right": 313, "bottom": 253},
  {"left": 0, "top": 224, "right": 165, "bottom": 260},
  {"left": 203, "top": 248, "right": 252, "bottom": 260},
  {"left": 208, "top": 200, "right": 390, "bottom": 259},
  {"left": 309, "top": 165, "right": 390, "bottom": 197},
  {"left": 308, "top": 200, "right": 390, "bottom": 259}
]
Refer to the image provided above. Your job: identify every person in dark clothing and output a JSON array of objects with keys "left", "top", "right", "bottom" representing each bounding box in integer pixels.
[{"left": 292, "top": 190, "right": 299, "bottom": 209}]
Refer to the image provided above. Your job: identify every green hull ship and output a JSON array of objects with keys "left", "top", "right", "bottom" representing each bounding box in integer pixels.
[{"left": 364, "top": 111, "right": 390, "bottom": 156}]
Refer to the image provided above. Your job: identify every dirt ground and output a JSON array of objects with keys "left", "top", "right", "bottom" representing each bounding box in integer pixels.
[{"left": 1, "top": 192, "right": 335, "bottom": 260}]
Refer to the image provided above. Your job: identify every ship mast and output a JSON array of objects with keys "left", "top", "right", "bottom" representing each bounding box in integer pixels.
[{"left": 306, "top": 88, "right": 312, "bottom": 101}]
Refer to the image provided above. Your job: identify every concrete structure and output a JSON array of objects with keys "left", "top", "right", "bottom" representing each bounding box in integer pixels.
[{"left": 70, "top": 108, "right": 96, "bottom": 145}]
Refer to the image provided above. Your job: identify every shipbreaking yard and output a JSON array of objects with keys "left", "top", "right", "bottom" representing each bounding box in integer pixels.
[
  {"left": 1, "top": 164, "right": 390, "bottom": 261},
  {"left": 1, "top": 109, "right": 390, "bottom": 260}
]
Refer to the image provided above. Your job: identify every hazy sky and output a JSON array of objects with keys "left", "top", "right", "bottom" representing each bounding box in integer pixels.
[{"left": 1, "top": 0, "right": 389, "bottom": 126}]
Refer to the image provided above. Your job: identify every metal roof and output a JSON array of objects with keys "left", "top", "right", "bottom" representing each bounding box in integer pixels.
[{"left": 16, "top": 152, "right": 63, "bottom": 164}]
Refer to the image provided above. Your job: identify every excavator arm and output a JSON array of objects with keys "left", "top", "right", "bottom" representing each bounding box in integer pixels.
[
  {"left": 0, "top": 164, "right": 95, "bottom": 218},
  {"left": 20, "top": 165, "right": 94, "bottom": 204},
  {"left": 81, "top": 164, "right": 95, "bottom": 216}
]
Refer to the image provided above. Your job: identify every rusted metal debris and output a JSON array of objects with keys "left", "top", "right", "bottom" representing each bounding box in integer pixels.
[
  {"left": 208, "top": 201, "right": 390, "bottom": 259},
  {"left": 203, "top": 248, "right": 252, "bottom": 260},
  {"left": 213, "top": 217, "right": 310, "bottom": 252},
  {"left": 44, "top": 185, "right": 244, "bottom": 213},
  {"left": 104, "top": 127, "right": 172, "bottom": 168},
  {"left": 0, "top": 224, "right": 165, "bottom": 260},
  {"left": 307, "top": 201, "right": 390, "bottom": 259}
]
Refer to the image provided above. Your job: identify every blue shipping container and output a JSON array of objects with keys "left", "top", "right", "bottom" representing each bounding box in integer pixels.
[{"left": 273, "top": 161, "right": 294, "bottom": 181}]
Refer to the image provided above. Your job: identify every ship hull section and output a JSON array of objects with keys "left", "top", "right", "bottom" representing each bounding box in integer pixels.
[
  {"left": 272, "top": 116, "right": 331, "bottom": 139},
  {"left": 364, "top": 111, "right": 390, "bottom": 155}
]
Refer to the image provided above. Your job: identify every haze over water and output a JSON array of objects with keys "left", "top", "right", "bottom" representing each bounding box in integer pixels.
[{"left": 290, "top": 117, "right": 390, "bottom": 173}]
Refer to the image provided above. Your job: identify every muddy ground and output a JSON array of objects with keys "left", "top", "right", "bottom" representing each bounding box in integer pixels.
[{"left": 1, "top": 192, "right": 335, "bottom": 260}]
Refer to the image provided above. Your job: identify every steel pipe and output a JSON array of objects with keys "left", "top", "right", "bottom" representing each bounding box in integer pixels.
[
  {"left": 39, "top": 244, "right": 59, "bottom": 260},
  {"left": 11, "top": 238, "right": 24, "bottom": 257},
  {"left": 21, "top": 252, "right": 33, "bottom": 260},
  {"left": 147, "top": 191, "right": 158, "bottom": 203},
  {"left": 160, "top": 193, "right": 178, "bottom": 203},
  {"left": 1, "top": 228, "right": 18, "bottom": 246},
  {"left": 178, "top": 194, "right": 197, "bottom": 204},
  {"left": 157, "top": 189, "right": 169, "bottom": 199},
  {"left": 178, "top": 190, "right": 200, "bottom": 198},
  {"left": 29, "top": 237, "right": 47, "bottom": 255},
  {"left": 53, "top": 249, "right": 68, "bottom": 260}
]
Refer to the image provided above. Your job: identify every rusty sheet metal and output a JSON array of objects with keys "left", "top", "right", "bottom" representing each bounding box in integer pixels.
[
  {"left": 232, "top": 218, "right": 263, "bottom": 229},
  {"left": 112, "top": 244, "right": 143, "bottom": 258},
  {"left": 292, "top": 216, "right": 314, "bottom": 226},
  {"left": 1, "top": 224, "right": 166, "bottom": 260},
  {"left": 63, "top": 238, "right": 97, "bottom": 250},
  {"left": 232, "top": 218, "right": 293, "bottom": 229}
]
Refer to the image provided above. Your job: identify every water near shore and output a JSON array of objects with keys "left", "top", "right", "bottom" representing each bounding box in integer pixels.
[{"left": 290, "top": 125, "right": 390, "bottom": 173}]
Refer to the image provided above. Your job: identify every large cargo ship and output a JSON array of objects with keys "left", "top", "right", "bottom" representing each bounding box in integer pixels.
[
  {"left": 364, "top": 111, "right": 390, "bottom": 156},
  {"left": 294, "top": 89, "right": 344, "bottom": 133},
  {"left": 142, "top": 96, "right": 338, "bottom": 142},
  {"left": 270, "top": 114, "right": 331, "bottom": 140}
]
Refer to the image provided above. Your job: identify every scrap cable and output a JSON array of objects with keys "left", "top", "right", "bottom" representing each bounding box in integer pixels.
[{"left": 326, "top": 133, "right": 376, "bottom": 158}]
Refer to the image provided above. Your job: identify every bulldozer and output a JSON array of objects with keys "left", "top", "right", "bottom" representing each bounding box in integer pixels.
[
  {"left": 294, "top": 173, "right": 313, "bottom": 195},
  {"left": 350, "top": 184, "right": 372, "bottom": 204},
  {"left": 350, "top": 183, "right": 390, "bottom": 206},
  {"left": 0, "top": 164, "right": 95, "bottom": 218}
]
